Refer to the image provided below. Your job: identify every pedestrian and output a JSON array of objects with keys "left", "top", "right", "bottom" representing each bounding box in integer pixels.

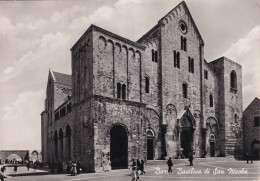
[
  {"left": 140, "top": 160, "right": 146, "bottom": 174},
  {"left": 245, "top": 153, "right": 249, "bottom": 163},
  {"left": 137, "top": 159, "right": 141, "bottom": 172},
  {"left": 76, "top": 161, "right": 81, "bottom": 175},
  {"left": 189, "top": 151, "right": 194, "bottom": 166},
  {"left": 26, "top": 162, "right": 30, "bottom": 171},
  {"left": 0, "top": 167, "right": 5, "bottom": 176},
  {"left": 131, "top": 159, "right": 137, "bottom": 175},
  {"left": 70, "top": 162, "right": 77, "bottom": 176},
  {"left": 167, "top": 157, "right": 173, "bottom": 173},
  {"left": 14, "top": 164, "right": 18, "bottom": 173},
  {"left": 0, "top": 171, "right": 7, "bottom": 181},
  {"left": 62, "top": 162, "right": 67, "bottom": 173},
  {"left": 250, "top": 153, "right": 253, "bottom": 164},
  {"left": 34, "top": 163, "right": 37, "bottom": 171},
  {"left": 40, "top": 161, "right": 43, "bottom": 169}
]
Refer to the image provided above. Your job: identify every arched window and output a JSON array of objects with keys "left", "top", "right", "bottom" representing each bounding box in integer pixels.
[
  {"left": 181, "top": 36, "right": 187, "bottom": 51},
  {"left": 182, "top": 83, "right": 187, "bottom": 98},
  {"left": 122, "top": 84, "right": 126, "bottom": 100},
  {"left": 117, "top": 83, "right": 121, "bottom": 98},
  {"left": 230, "top": 71, "right": 237, "bottom": 89},
  {"left": 145, "top": 76, "right": 150, "bottom": 93},
  {"left": 210, "top": 94, "right": 213, "bottom": 107}
]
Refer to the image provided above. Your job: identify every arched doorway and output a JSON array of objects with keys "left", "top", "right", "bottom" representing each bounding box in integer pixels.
[
  {"left": 180, "top": 117, "right": 193, "bottom": 158},
  {"left": 209, "top": 134, "right": 216, "bottom": 157},
  {"left": 110, "top": 125, "right": 128, "bottom": 169},
  {"left": 30, "top": 151, "right": 39, "bottom": 163},
  {"left": 181, "top": 130, "right": 191, "bottom": 157},
  {"left": 146, "top": 130, "right": 154, "bottom": 160},
  {"left": 6, "top": 154, "right": 23, "bottom": 164}
]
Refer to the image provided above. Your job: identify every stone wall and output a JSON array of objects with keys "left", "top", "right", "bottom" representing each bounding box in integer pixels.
[
  {"left": 243, "top": 98, "right": 260, "bottom": 156},
  {"left": 92, "top": 31, "right": 144, "bottom": 102},
  {"left": 209, "top": 57, "right": 243, "bottom": 157},
  {"left": 160, "top": 3, "right": 203, "bottom": 158}
]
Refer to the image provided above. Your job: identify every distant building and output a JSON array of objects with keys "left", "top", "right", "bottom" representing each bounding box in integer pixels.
[
  {"left": 243, "top": 98, "right": 260, "bottom": 160},
  {"left": 41, "top": 1, "right": 243, "bottom": 172},
  {"left": 0, "top": 150, "right": 42, "bottom": 163}
]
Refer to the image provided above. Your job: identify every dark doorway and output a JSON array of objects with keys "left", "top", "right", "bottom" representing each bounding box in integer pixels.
[
  {"left": 202, "top": 130, "right": 206, "bottom": 157},
  {"left": 181, "top": 130, "right": 191, "bottom": 158},
  {"left": 110, "top": 125, "right": 128, "bottom": 169},
  {"left": 147, "top": 138, "right": 154, "bottom": 160},
  {"left": 210, "top": 142, "right": 215, "bottom": 157},
  {"left": 252, "top": 142, "right": 260, "bottom": 160}
]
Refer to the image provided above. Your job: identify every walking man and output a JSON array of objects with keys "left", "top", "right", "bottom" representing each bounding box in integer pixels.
[
  {"left": 189, "top": 151, "right": 194, "bottom": 166},
  {"left": 167, "top": 157, "right": 173, "bottom": 173}
]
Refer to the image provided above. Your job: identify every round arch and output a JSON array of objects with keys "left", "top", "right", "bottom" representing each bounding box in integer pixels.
[{"left": 110, "top": 124, "right": 128, "bottom": 169}]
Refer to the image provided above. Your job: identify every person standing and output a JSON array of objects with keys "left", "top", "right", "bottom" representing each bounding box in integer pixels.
[
  {"left": 26, "top": 162, "right": 30, "bottom": 171},
  {"left": 245, "top": 153, "right": 249, "bottom": 163},
  {"left": 137, "top": 159, "right": 141, "bottom": 172},
  {"left": 140, "top": 160, "right": 146, "bottom": 174},
  {"left": 250, "top": 153, "right": 253, "bottom": 164},
  {"left": 189, "top": 151, "right": 194, "bottom": 166},
  {"left": 76, "top": 161, "right": 81, "bottom": 175},
  {"left": 0, "top": 167, "right": 5, "bottom": 176},
  {"left": 14, "top": 164, "right": 18, "bottom": 174},
  {"left": 167, "top": 157, "right": 173, "bottom": 173}
]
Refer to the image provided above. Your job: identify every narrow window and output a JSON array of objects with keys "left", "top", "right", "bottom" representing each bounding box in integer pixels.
[
  {"left": 204, "top": 70, "right": 208, "bottom": 79},
  {"left": 254, "top": 117, "right": 260, "bottom": 127},
  {"left": 154, "top": 51, "right": 158, "bottom": 62},
  {"left": 60, "top": 107, "right": 66, "bottom": 118},
  {"left": 117, "top": 83, "right": 121, "bottom": 98},
  {"left": 188, "top": 57, "right": 191, "bottom": 72},
  {"left": 210, "top": 94, "right": 213, "bottom": 107},
  {"left": 152, "top": 49, "right": 154, "bottom": 62},
  {"left": 191, "top": 58, "right": 194, "bottom": 73},
  {"left": 177, "top": 52, "right": 180, "bottom": 68},
  {"left": 182, "top": 83, "right": 187, "bottom": 98},
  {"left": 55, "top": 112, "right": 60, "bottom": 121},
  {"left": 181, "top": 36, "right": 183, "bottom": 50},
  {"left": 184, "top": 38, "right": 187, "bottom": 51},
  {"left": 181, "top": 36, "right": 187, "bottom": 51},
  {"left": 122, "top": 84, "right": 126, "bottom": 100},
  {"left": 174, "top": 51, "right": 177, "bottom": 67},
  {"left": 230, "top": 71, "right": 237, "bottom": 89},
  {"left": 145, "top": 76, "right": 150, "bottom": 93}
]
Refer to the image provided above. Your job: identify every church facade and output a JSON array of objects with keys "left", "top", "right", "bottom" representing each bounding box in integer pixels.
[{"left": 41, "top": 1, "right": 244, "bottom": 172}]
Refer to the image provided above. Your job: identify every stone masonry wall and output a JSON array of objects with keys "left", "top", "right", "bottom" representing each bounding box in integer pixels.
[
  {"left": 92, "top": 31, "right": 144, "bottom": 102},
  {"left": 160, "top": 3, "right": 203, "bottom": 157},
  {"left": 243, "top": 98, "right": 260, "bottom": 155}
]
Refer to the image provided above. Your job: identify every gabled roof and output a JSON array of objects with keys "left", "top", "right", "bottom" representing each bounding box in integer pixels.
[
  {"left": 51, "top": 71, "right": 71, "bottom": 86},
  {"left": 244, "top": 97, "right": 260, "bottom": 113},
  {"left": 137, "top": 1, "right": 204, "bottom": 45}
]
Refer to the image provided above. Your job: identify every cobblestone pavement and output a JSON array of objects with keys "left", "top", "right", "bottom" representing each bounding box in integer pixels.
[{"left": 2, "top": 158, "right": 260, "bottom": 181}]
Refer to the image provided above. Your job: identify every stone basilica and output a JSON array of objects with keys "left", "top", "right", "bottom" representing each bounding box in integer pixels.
[{"left": 41, "top": 1, "right": 244, "bottom": 172}]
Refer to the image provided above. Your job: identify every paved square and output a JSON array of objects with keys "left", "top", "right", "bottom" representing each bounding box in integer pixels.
[{"left": 2, "top": 158, "right": 260, "bottom": 181}]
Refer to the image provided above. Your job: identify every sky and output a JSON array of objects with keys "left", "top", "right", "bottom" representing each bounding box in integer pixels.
[{"left": 0, "top": 0, "right": 259, "bottom": 150}]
